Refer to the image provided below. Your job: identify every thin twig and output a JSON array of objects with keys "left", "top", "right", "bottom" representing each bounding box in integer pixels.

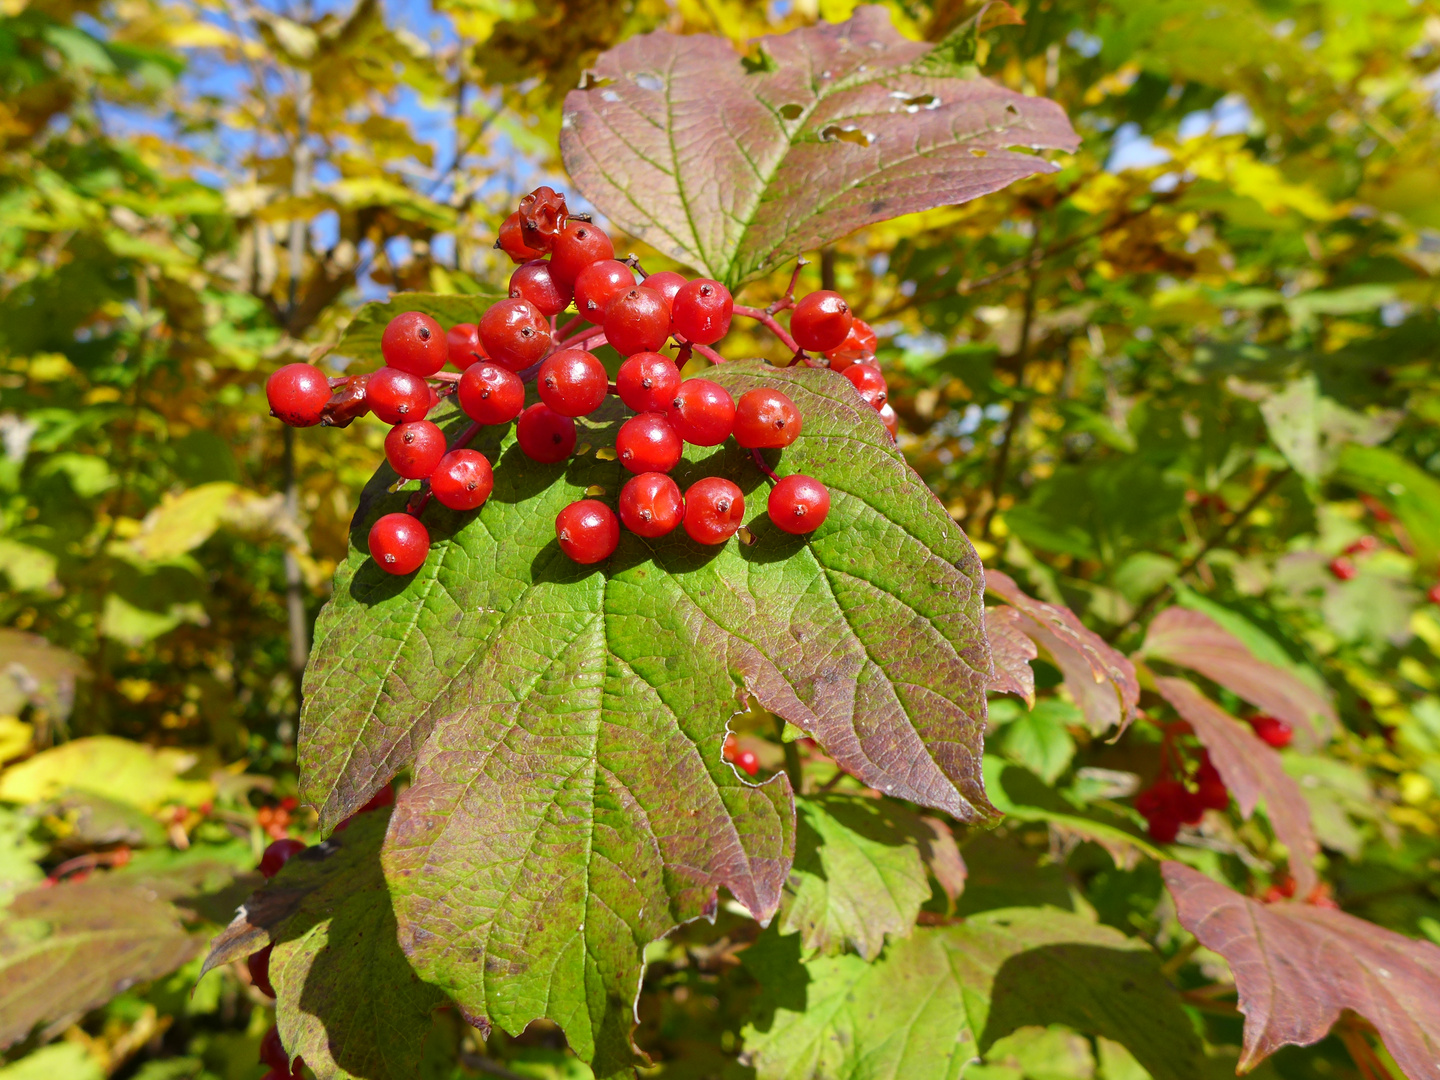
[
  {"left": 733, "top": 304, "right": 800, "bottom": 353},
  {"left": 556, "top": 325, "right": 607, "bottom": 351},
  {"left": 692, "top": 342, "right": 726, "bottom": 366},
  {"left": 766, "top": 257, "right": 809, "bottom": 315}
]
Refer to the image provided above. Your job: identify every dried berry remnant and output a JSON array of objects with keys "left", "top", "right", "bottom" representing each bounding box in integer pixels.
[
  {"left": 684, "top": 477, "right": 745, "bottom": 545},
  {"left": 767, "top": 474, "right": 830, "bottom": 535},
  {"left": 516, "top": 403, "right": 577, "bottom": 464},
  {"left": 368, "top": 512, "right": 430, "bottom": 576},
  {"left": 618, "top": 472, "right": 684, "bottom": 538},
  {"left": 517, "top": 185, "right": 568, "bottom": 250},
  {"left": 381, "top": 311, "right": 448, "bottom": 377},
  {"left": 556, "top": 499, "right": 620, "bottom": 564},
  {"left": 734, "top": 387, "right": 802, "bottom": 449},
  {"left": 266, "top": 363, "right": 332, "bottom": 427}
]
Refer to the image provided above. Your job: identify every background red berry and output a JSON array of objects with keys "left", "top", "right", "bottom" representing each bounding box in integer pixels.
[
  {"left": 767, "top": 474, "right": 830, "bottom": 535},
  {"left": 825, "top": 319, "right": 878, "bottom": 367},
  {"left": 368, "top": 512, "right": 430, "bottom": 575},
  {"left": 446, "top": 323, "right": 484, "bottom": 370},
  {"left": 259, "top": 838, "right": 307, "bottom": 878},
  {"left": 367, "top": 367, "right": 432, "bottom": 425},
  {"left": 616, "top": 412, "right": 683, "bottom": 474},
  {"left": 556, "top": 500, "right": 620, "bottom": 564},
  {"left": 618, "top": 472, "right": 684, "bottom": 538},
  {"left": 549, "top": 221, "right": 614, "bottom": 284},
  {"left": 616, "top": 352, "right": 681, "bottom": 413},
  {"left": 733, "top": 388, "right": 802, "bottom": 449},
  {"left": 249, "top": 946, "right": 276, "bottom": 998},
  {"left": 266, "top": 363, "right": 331, "bottom": 427},
  {"left": 643, "top": 270, "right": 687, "bottom": 307},
  {"left": 604, "top": 286, "right": 671, "bottom": 356},
  {"left": 668, "top": 379, "right": 735, "bottom": 446},
  {"left": 734, "top": 749, "right": 760, "bottom": 776},
  {"left": 1248, "top": 714, "right": 1293, "bottom": 748},
  {"left": 683, "top": 477, "right": 744, "bottom": 545},
  {"left": 538, "top": 349, "right": 608, "bottom": 417},
  {"left": 1429, "top": 582, "right": 1440, "bottom": 605},
  {"left": 381, "top": 311, "right": 448, "bottom": 377},
  {"left": 573, "top": 259, "right": 635, "bottom": 323},
  {"left": 260, "top": 1024, "right": 287, "bottom": 1069},
  {"left": 510, "top": 259, "right": 572, "bottom": 318},
  {"left": 671, "top": 279, "right": 733, "bottom": 345},
  {"left": 430, "top": 449, "right": 493, "bottom": 511},
  {"left": 1328, "top": 556, "right": 1357, "bottom": 581},
  {"left": 480, "top": 297, "right": 551, "bottom": 371},
  {"left": 457, "top": 362, "right": 524, "bottom": 425},
  {"left": 384, "top": 420, "right": 447, "bottom": 479},
  {"left": 515, "top": 403, "right": 577, "bottom": 464},
  {"left": 790, "top": 290, "right": 853, "bottom": 352}
]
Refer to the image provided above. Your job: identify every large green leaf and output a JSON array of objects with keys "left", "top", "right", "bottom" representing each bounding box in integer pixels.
[
  {"left": 299, "top": 359, "right": 992, "bottom": 1076},
  {"left": 741, "top": 907, "right": 1204, "bottom": 1080},
  {"left": 558, "top": 7, "right": 1078, "bottom": 288}
]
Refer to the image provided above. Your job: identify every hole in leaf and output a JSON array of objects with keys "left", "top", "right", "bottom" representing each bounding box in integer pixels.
[
  {"left": 600, "top": 89, "right": 620, "bottom": 103},
  {"left": 585, "top": 484, "right": 607, "bottom": 496},
  {"left": 819, "top": 124, "right": 874, "bottom": 147},
  {"left": 577, "top": 442, "right": 594, "bottom": 456},
  {"left": 1006, "top": 102, "right": 1020, "bottom": 115},
  {"left": 970, "top": 148, "right": 988, "bottom": 157},
  {"left": 633, "top": 71, "right": 663, "bottom": 91},
  {"left": 779, "top": 103, "right": 803, "bottom": 120},
  {"left": 737, "top": 526, "right": 756, "bottom": 546},
  {"left": 889, "top": 91, "right": 939, "bottom": 113},
  {"left": 741, "top": 46, "right": 777, "bottom": 74},
  {"left": 578, "top": 71, "right": 614, "bottom": 91}
]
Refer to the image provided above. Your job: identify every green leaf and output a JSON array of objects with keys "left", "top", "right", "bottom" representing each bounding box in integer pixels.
[
  {"left": 300, "top": 360, "right": 993, "bottom": 1076},
  {"left": 1259, "top": 375, "right": 1400, "bottom": 485},
  {"left": 0, "top": 1042, "right": 104, "bottom": 1080},
  {"left": 327, "top": 292, "right": 502, "bottom": 367},
  {"left": 999, "top": 699, "right": 1078, "bottom": 785},
  {"left": 559, "top": 8, "right": 1078, "bottom": 288},
  {"left": 1338, "top": 443, "right": 1440, "bottom": 568},
  {"left": 741, "top": 907, "right": 1204, "bottom": 1080}
]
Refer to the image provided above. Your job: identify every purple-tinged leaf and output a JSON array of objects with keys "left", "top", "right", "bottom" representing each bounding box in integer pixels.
[
  {"left": 987, "top": 605, "right": 1037, "bottom": 706},
  {"left": 1153, "top": 677, "right": 1317, "bottom": 896},
  {"left": 559, "top": 6, "right": 1079, "bottom": 288},
  {"left": 1164, "top": 862, "right": 1440, "bottom": 1079}
]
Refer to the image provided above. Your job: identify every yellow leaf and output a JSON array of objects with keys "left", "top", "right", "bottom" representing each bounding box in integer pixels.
[
  {"left": 0, "top": 717, "right": 33, "bottom": 764},
  {"left": 0, "top": 736, "right": 214, "bottom": 811}
]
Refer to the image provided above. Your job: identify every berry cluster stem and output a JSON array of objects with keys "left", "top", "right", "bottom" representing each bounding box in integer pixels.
[
  {"left": 750, "top": 448, "right": 780, "bottom": 484},
  {"left": 733, "top": 304, "right": 802, "bottom": 354},
  {"left": 691, "top": 342, "right": 727, "bottom": 366},
  {"left": 766, "top": 257, "right": 810, "bottom": 315}
]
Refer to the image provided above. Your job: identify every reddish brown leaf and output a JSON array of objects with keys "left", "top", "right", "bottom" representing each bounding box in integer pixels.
[
  {"left": 1164, "top": 862, "right": 1440, "bottom": 1079},
  {"left": 1153, "top": 677, "right": 1317, "bottom": 896},
  {"left": 1140, "top": 608, "right": 1336, "bottom": 745},
  {"left": 986, "top": 605, "right": 1037, "bottom": 706}
]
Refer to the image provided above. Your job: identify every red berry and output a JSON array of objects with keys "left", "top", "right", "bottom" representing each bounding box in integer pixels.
[
  {"left": 1248, "top": 714, "right": 1293, "bottom": 749},
  {"left": 878, "top": 402, "right": 899, "bottom": 440},
  {"left": 1429, "top": 582, "right": 1440, "bottom": 605},
  {"left": 616, "top": 352, "right": 681, "bottom": 413},
  {"left": 616, "top": 412, "right": 683, "bottom": 474},
  {"left": 618, "top": 472, "right": 684, "bottom": 538},
  {"left": 368, "top": 512, "right": 429, "bottom": 575},
  {"left": 1195, "top": 758, "right": 1230, "bottom": 810},
  {"left": 249, "top": 946, "right": 276, "bottom": 998},
  {"left": 430, "top": 449, "right": 493, "bottom": 511},
  {"left": 516, "top": 185, "right": 567, "bottom": 250},
  {"left": 367, "top": 367, "right": 432, "bottom": 425},
  {"left": 574, "top": 259, "right": 635, "bottom": 323},
  {"left": 480, "top": 298, "right": 552, "bottom": 372},
  {"left": 515, "top": 403, "right": 577, "bottom": 464},
  {"left": 384, "top": 420, "right": 447, "bottom": 480},
  {"left": 549, "top": 221, "right": 615, "bottom": 284},
  {"left": 538, "top": 349, "right": 608, "bottom": 417},
  {"left": 683, "top": 477, "right": 744, "bottom": 545},
  {"left": 258, "top": 838, "right": 306, "bottom": 880},
  {"left": 1344, "top": 534, "right": 1380, "bottom": 556},
  {"left": 791, "top": 290, "right": 853, "bottom": 353},
  {"left": 671, "top": 279, "right": 733, "bottom": 345},
  {"left": 510, "top": 259, "right": 572, "bottom": 318},
  {"left": 1328, "top": 555, "right": 1357, "bottom": 581},
  {"left": 380, "top": 311, "right": 448, "bottom": 377},
  {"left": 1146, "top": 812, "right": 1180, "bottom": 843},
  {"left": 735, "top": 749, "right": 760, "bottom": 777},
  {"left": 446, "top": 323, "right": 484, "bottom": 370},
  {"left": 643, "top": 271, "right": 687, "bottom": 307},
  {"left": 825, "top": 319, "right": 878, "bottom": 367},
  {"left": 767, "top": 474, "right": 830, "bottom": 535},
  {"left": 556, "top": 499, "right": 620, "bottom": 564},
  {"left": 668, "top": 379, "right": 735, "bottom": 446},
  {"left": 604, "top": 285, "right": 671, "bottom": 356},
  {"left": 1135, "top": 779, "right": 1186, "bottom": 821},
  {"left": 842, "top": 363, "right": 888, "bottom": 410},
  {"left": 733, "top": 388, "right": 802, "bottom": 449},
  {"left": 266, "top": 363, "right": 331, "bottom": 427},
  {"left": 260, "top": 1023, "right": 286, "bottom": 1067},
  {"left": 497, "top": 211, "right": 544, "bottom": 263},
  {"left": 332, "top": 782, "right": 397, "bottom": 832},
  {"left": 457, "top": 362, "right": 524, "bottom": 425}
]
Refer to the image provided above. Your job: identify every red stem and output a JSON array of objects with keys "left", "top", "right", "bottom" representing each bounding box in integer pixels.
[
  {"left": 692, "top": 343, "right": 726, "bottom": 366},
  {"left": 766, "top": 257, "right": 809, "bottom": 315},
  {"left": 733, "top": 304, "right": 802, "bottom": 354},
  {"left": 556, "top": 325, "right": 607, "bottom": 351},
  {"left": 554, "top": 314, "right": 585, "bottom": 340},
  {"left": 750, "top": 448, "right": 780, "bottom": 483},
  {"left": 407, "top": 420, "right": 482, "bottom": 515}
]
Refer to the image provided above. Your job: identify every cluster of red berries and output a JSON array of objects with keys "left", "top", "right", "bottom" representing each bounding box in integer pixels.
[
  {"left": 247, "top": 785, "right": 394, "bottom": 1078},
  {"left": 1135, "top": 749, "right": 1230, "bottom": 843},
  {"left": 264, "top": 187, "right": 895, "bottom": 575},
  {"left": 1330, "top": 533, "right": 1440, "bottom": 602}
]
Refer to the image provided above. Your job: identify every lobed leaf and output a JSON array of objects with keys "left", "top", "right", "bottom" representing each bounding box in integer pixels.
[
  {"left": 1164, "top": 862, "right": 1440, "bottom": 1079},
  {"left": 559, "top": 7, "right": 1079, "bottom": 288},
  {"left": 986, "top": 605, "right": 1037, "bottom": 706}
]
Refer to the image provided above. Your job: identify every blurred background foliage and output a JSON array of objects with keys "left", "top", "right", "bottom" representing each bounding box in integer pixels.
[{"left": 2, "top": 0, "right": 1439, "bottom": 1077}]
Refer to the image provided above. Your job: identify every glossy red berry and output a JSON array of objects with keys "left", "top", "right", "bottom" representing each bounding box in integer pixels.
[
  {"left": 668, "top": 379, "right": 735, "bottom": 446},
  {"left": 767, "top": 474, "right": 830, "bottom": 535},
  {"left": 604, "top": 286, "right": 671, "bottom": 356},
  {"left": 556, "top": 500, "right": 620, "bottom": 564},
  {"left": 249, "top": 947, "right": 276, "bottom": 998},
  {"left": 733, "top": 388, "right": 802, "bottom": 449},
  {"left": 549, "top": 221, "right": 615, "bottom": 284},
  {"left": 618, "top": 472, "right": 684, "bottom": 538},
  {"left": 735, "top": 749, "right": 760, "bottom": 777},
  {"left": 266, "top": 363, "right": 331, "bottom": 427},
  {"left": 430, "top": 449, "right": 493, "bottom": 511},
  {"left": 538, "top": 349, "right": 608, "bottom": 417},
  {"left": 384, "top": 420, "right": 447, "bottom": 480},
  {"left": 368, "top": 512, "right": 429, "bottom": 575},
  {"left": 1248, "top": 714, "right": 1293, "bottom": 748},
  {"left": 842, "top": 363, "right": 888, "bottom": 410},
  {"left": 260, "top": 1024, "right": 286, "bottom": 1068},
  {"left": 497, "top": 211, "right": 544, "bottom": 263},
  {"left": 510, "top": 259, "right": 573, "bottom": 318},
  {"left": 381, "top": 311, "right": 448, "bottom": 377},
  {"left": 616, "top": 412, "right": 683, "bottom": 475},
  {"left": 367, "top": 367, "right": 432, "bottom": 425},
  {"left": 825, "top": 318, "right": 878, "bottom": 368},
  {"left": 574, "top": 259, "right": 635, "bottom": 323},
  {"left": 616, "top": 352, "right": 681, "bottom": 413},
  {"left": 515, "top": 403, "right": 577, "bottom": 464},
  {"left": 259, "top": 838, "right": 307, "bottom": 879},
  {"left": 643, "top": 271, "right": 687, "bottom": 308},
  {"left": 683, "top": 477, "right": 744, "bottom": 545},
  {"left": 446, "top": 323, "right": 484, "bottom": 370},
  {"left": 878, "top": 402, "right": 900, "bottom": 440},
  {"left": 480, "top": 297, "right": 552, "bottom": 372},
  {"left": 457, "top": 362, "right": 524, "bottom": 425},
  {"left": 671, "top": 279, "right": 733, "bottom": 345},
  {"left": 791, "top": 290, "right": 853, "bottom": 353},
  {"left": 1328, "top": 556, "right": 1357, "bottom": 581}
]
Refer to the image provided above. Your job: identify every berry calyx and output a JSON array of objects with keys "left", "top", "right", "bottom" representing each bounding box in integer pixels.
[
  {"left": 556, "top": 500, "right": 620, "bottom": 564},
  {"left": 266, "top": 363, "right": 331, "bottom": 427},
  {"left": 249, "top": 946, "right": 276, "bottom": 998},
  {"left": 733, "top": 388, "right": 802, "bottom": 449},
  {"left": 573, "top": 259, "right": 636, "bottom": 323},
  {"left": 549, "top": 221, "right": 615, "bottom": 284},
  {"left": 380, "top": 311, "right": 448, "bottom": 377},
  {"left": 735, "top": 749, "right": 760, "bottom": 777},
  {"left": 616, "top": 412, "right": 683, "bottom": 475},
  {"left": 384, "top": 420, "right": 447, "bottom": 480},
  {"left": 457, "top": 361, "right": 525, "bottom": 425},
  {"left": 1248, "top": 714, "right": 1293, "bottom": 748},
  {"left": 1328, "top": 555, "right": 1357, "bottom": 581},
  {"left": 480, "top": 297, "right": 552, "bottom": 372},
  {"left": 616, "top": 352, "right": 681, "bottom": 413},
  {"left": 430, "top": 449, "right": 493, "bottom": 511},
  {"left": 791, "top": 290, "right": 853, "bottom": 352},
  {"left": 368, "top": 512, "right": 430, "bottom": 575},
  {"left": 767, "top": 475, "right": 830, "bottom": 535},
  {"left": 538, "top": 349, "right": 608, "bottom": 417},
  {"left": 643, "top": 270, "right": 687, "bottom": 307},
  {"left": 446, "top": 323, "right": 484, "bottom": 370},
  {"left": 618, "top": 472, "right": 684, "bottom": 538},
  {"left": 259, "top": 838, "right": 307, "bottom": 879},
  {"left": 604, "top": 285, "right": 671, "bottom": 356},
  {"left": 510, "top": 259, "right": 573, "bottom": 318},
  {"left": 671, "top": 279, "right": 733, "bottom": 345},
  {"left": 683, "top": 477, "right": 744, "bottom": 545},
  {"left": 497, "top": 211, "right": 544, "bottom": 262},
  {"left": 842, "top": 363, "right": 888, "bottom": 410},
  {"left": 516, "top": 403, "right": 577, "bottom": 464},
  {"left": 367, "top": 367, "right": 432, "bottom": 425},
  {"left": 668, "top": 379, "right": 735, "bottom": 446}
]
